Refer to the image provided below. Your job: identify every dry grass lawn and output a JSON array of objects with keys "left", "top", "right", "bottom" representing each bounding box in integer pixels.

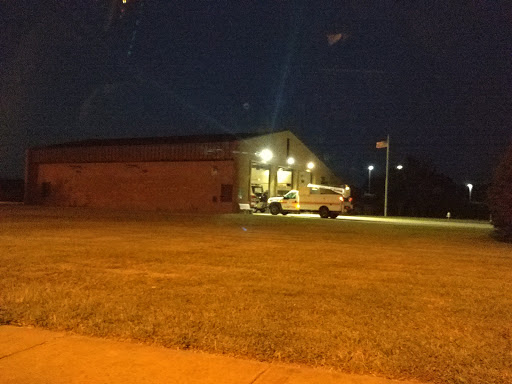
[{"left": 0, "top": 206, "right": 511, "bottom": 384}]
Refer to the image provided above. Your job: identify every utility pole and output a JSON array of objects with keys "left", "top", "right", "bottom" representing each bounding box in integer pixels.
[
  {"left": 367, "top": 165, "right": 374, "bottom": 194},
  {"left": 467, "top": 183, "right": 473, "bottom": 202},
  {"left": 376, "top": 135, "right": 390, "bottom": 216},
  {"left": 384, "top": 134, "right": 390, "bottom": 217}
]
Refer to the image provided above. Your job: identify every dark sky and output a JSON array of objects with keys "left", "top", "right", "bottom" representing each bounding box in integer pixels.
[{"left": 1, "top": 0, "right": 511, "bottom": 187}]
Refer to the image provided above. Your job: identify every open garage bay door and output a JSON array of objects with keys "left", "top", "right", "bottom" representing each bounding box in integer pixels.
[
  {"left": 277, "top": 168, "right": 293, "bottom": 196},
  {"left": 250, "top": 163, "right": 269, "bottom": 204}
]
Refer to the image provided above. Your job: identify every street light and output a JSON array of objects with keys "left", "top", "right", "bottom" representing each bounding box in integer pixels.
[
  {"left": 396, "top": 165, "right": 403, "bottom": 170},
  {"left": 368, "top": 165, "right": 374, "bottom": 193},
  {"left": 467, "top": 183, "right": 473, "bottom": 202}
]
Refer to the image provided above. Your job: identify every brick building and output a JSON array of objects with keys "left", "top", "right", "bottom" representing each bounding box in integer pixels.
[{"left": 25, "top": 130, "right": 341, "bottom": 213}]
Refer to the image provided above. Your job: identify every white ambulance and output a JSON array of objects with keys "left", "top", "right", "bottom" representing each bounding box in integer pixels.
[{"left": 268, "top": 184, "right": 353, "bottom": 218}]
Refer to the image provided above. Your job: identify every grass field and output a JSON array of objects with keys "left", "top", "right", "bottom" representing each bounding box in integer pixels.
[{"left": 1, "top": 206, "right": 511, "bottom": 384}]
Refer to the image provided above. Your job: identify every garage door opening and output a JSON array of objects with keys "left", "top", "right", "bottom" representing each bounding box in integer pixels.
[
  {"left": 277, "top": 168, "right": 293, "bottom": 196},
  {"left": 250, "top": 163, "right": 270, "bottom": 206}
]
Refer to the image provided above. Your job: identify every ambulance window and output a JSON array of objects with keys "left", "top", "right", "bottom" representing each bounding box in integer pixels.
[{"left": 283, "top": 191, "right": 296, "bottom": 199}]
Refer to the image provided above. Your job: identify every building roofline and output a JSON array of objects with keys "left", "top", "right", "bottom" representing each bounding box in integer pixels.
[{"left": 31, "top": 130, "right": 291, "bottom": 150}]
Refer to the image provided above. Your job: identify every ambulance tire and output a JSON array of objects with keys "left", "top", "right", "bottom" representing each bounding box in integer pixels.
[
  {"left": 269, "top": 203, "right": 281, "bottom": 216},
  {"left": 319, "top": 206, "right": 330, "bottom": 219},
  {"left": 329, "top": 212, "right": 339, "bottom": 219},
  {"left": 281, "top": 211, "right": 288, "bottom": 215}
]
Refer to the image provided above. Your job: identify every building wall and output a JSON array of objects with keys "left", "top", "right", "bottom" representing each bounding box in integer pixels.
[
  {"left": 34, "top": 160, "right": 235, "bottom": 212},
  {"left": 25, "top": 132, "right": 342, "bottom": 212},
  {"left": 236, "top": 131, "right": 341, "bottom": 203}
]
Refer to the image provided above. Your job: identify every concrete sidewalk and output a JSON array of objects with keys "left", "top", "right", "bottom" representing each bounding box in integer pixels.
[{"left": 0, "top": 326, "right": 416, "bottom": 384}]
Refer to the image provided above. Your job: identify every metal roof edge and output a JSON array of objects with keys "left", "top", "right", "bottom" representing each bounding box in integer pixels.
[{"left": 29, "top": 131, "right": 288, "bottom": 150}]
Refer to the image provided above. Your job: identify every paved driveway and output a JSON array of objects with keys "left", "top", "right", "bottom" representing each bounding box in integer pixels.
[{"left": 255, "top": 212, "right": 492, "bottom": 229}]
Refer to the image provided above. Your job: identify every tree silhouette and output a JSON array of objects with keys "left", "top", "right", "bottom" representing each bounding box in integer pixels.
[{"left": 385, "top": 156, "right": 461, "bottom": 217}]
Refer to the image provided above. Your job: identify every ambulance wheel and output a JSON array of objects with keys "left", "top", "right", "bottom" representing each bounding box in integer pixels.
[
  {"left": 329, "top": 212, "right": 339, "bottom": 219},
  {"left": 282, "top": 211, "right": 288, "bottom": 215},
  {"left": 319, "top": 206, "right": 330, "bottom": 219},
  {"left": 269, "top": 203, "right": 281, "bottom": 216}
]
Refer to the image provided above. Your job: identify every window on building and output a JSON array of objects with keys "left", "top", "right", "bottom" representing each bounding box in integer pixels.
[
  {"left": 220, "top": 184, "right": 233, "bottom": 202},
  {"left": 41, "top": 182, "right": 51, "bottom": 198}
]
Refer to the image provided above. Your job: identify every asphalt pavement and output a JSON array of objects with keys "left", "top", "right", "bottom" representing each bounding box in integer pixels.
[{"left": 255, "top": 212, "right": 493, "bottom": 229}]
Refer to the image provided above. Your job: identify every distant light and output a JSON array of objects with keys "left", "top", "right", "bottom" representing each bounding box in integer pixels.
[
  {"left": 396, "top": 165, "right": 403, "bottom": 170},
  {"left": 123, "top": 0, "right": 127, "bottom": 3},
  {"left": 368, "top": 165, "right": 374, "bottom": 171},
  {"left": 467, "top": 183, "right": 473, "bottom": 201},
  {"left": 307, "top": 162, "right": 315, "bottom": 169},
  {"left": 259, "top": 149, "right": 273, "bottom": 162},
  {"left": 287, "top": 157, "right": 295, "bottom": 165}
]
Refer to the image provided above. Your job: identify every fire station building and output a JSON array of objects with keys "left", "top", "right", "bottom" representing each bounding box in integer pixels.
[{"left": 24, "top": 130, "right": 341, "bottom": 213}]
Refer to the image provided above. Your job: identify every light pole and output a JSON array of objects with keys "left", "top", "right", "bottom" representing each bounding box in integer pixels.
[
  {"left": 368, "top": 165, "right": 374, "bottom": 193},
  {"left": 467, "top": 183, "right": 473, "bottom": 202}
]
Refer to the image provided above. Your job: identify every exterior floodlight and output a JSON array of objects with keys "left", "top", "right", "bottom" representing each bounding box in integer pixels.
[
  {"left": 259, "top": 149, "right": 273, "bottom": 162},
  {"left": 287, "top": 157, "right": 295, "bottom": 165},
  {"left": 307, "top": 162, "right": 315, "bottom": 169},
  {"left": 368, "top": 165, "right": 374, "bottom": 171},
  {"left": 396, "top": 165, "right": 403, "bottom": 170}
]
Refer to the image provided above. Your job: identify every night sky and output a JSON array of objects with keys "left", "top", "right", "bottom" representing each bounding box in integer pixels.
[{"left": 1, "top": 0, "right": 511, "bottom": 187}]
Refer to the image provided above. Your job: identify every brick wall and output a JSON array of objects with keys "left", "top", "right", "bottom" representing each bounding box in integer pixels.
[{"left": 35, "top": 161, "right": 236, "bottom": 212}]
